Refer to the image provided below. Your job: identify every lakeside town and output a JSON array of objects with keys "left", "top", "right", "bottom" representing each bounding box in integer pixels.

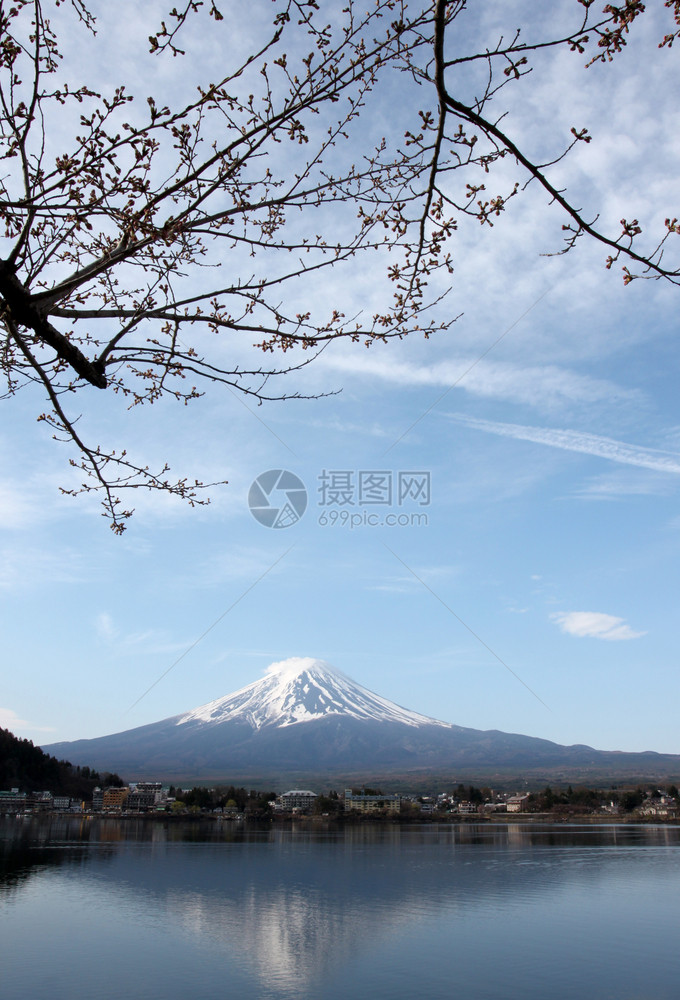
[{"left": 2, "top": 780, "right": 678, "bottom": 821}]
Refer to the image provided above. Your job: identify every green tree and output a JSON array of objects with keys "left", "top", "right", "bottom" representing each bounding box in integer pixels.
[
  {"left": 313, "top": 794, "right": 342, "bottom": 815},
  {"left": 245, "top": 790, "right": 276, "bottom": 815},
  {"left": 181, "top": 786, "right": 214, "bottom": 810},
  {"left": 620, "top": 789, "right": 644, "bottom": 812},
  {"left": 0, "top": 726, "right": 110, "bottom": 798}
]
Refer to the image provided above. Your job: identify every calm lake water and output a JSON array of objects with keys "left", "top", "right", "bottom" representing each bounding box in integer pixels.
[{"left": 1, "top": 818, "right": 679, "bottom": 1000}]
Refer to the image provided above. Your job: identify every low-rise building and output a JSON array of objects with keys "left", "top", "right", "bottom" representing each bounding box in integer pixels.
[
  {"left": 31, "top": 791, "right": 54, "bottom": 811},
  {"left": 344, "top": 790, "right": 401, "bottom": 814},
  {"left": 640, "top": 797, "right": 678, "bottom": 818},
  {"left": 125, "top": 784, "right": 166, "bottom": 812},
  {"left": 0, "top": 789, "right": 28, "bottom": 812},
  {"left": 102, "top": 786, "right": 129, "bottom": 812},
  {"left": 506, "top": 794, "right": 531, "bottom": 813}
]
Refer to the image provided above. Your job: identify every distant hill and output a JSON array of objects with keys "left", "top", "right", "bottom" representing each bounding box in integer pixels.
[
  {"left": 0, "top": 727, "right": 119, "bottom": 796},
  {"left": 42, "top": 658, "right": 680, "bottom": 788}
]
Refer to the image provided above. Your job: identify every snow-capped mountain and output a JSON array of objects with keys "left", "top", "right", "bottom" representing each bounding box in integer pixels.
[
  {"left": 43, "top": 657, "right": 680, "bottom": 785},
  {"left": 176, "top": 657, "right": 452, "bottom": 731}
]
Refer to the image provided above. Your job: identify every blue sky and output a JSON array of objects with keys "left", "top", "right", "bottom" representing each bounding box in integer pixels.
[{"left": 2, "top": 2, "right": 680, "bottom": 756}]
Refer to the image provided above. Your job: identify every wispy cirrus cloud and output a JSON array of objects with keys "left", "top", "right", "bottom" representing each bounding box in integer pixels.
[
  {"left": 94, "top": 612, "right": 191, "bottom": 656},
  {"left": 448, "top": 414, "right": 680, "bottom": 476},
  {"left": 570, "top": 470, "right": 678, "bottom": 500},
  {"left": 368, "top": 564, "right": 460, "bottom": 594},
  {"left": 322, "top": 354, "right": 637, "bottom": 411},
  {"left": 551, "top": 611, "right": 646, "bottom": 642},
  {"left": 0, "top": 544, "right": 92, "bottom": 590},
  {"left": 302, "top": 417, "right": 391, "bottom": 439},
  {"left": 95, "top": 612, "right": 118, "bottom": 641}
]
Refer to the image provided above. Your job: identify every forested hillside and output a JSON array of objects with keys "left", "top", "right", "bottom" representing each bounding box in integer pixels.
[{"left": 0, "top": 728, "right": 120, "bottom": 796}]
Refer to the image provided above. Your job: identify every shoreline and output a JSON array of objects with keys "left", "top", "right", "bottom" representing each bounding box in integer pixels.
[{"left": 3, "top": 810, "right": 678, "bottom": 827}]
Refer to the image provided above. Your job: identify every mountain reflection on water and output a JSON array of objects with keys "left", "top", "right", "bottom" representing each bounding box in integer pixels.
[{"left": 1, "top": 819, "right": 679, "bottom": 1000}]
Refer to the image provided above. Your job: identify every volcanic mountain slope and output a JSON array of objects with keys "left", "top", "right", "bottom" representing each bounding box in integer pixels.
[{"left": 43, "top": 657, "right": 680, "bottom": 784}]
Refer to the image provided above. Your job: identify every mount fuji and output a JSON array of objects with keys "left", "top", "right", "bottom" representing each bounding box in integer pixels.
[{"left": 43, "top": 657, "right": 680, "bottom": 786}]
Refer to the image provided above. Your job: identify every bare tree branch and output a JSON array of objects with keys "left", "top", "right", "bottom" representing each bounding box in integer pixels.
[{"left": 0, "top": 0, "right": 677, "bottom": 529}]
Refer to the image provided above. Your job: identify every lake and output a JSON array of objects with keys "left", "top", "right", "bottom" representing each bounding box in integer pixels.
[{"left": 1, "top": 818, "right": 678, "bottom": 999}]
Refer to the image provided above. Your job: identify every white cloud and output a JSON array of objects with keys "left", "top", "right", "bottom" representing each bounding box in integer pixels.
[
  {"left": 368, "top": 565, "right": 460, "bottom": 594},
  {"left": 0, "top": 465, "right": 83, "bottom": 532},
  {"left": 449, "top": 415, "right": 680, "bottom": 476},
  {"left": 570, "top": 471, "right": 677, "bottom": 501},
  {"left": 191, "top": 545, "right": 296, "bottom": 588},
  {"left": 550, "top": 611, "right": 646, "bottom": 642},
  {"left": 264, "top": 656, "right": 327, "bottom": 678},
  {"left": 95, "top": 612, "right": 195, "bottom": 656},
  {"left": 303, "top": 417, "right": 391, "bottom": 439},
  {"left": 0, "top": 545, "right": 91, "bottom": 590},
  {"left": 0, "top": 707, "right": 56, "bottom": 735},
  {"left": 368, "top": 581, "right": 415, "bottom": 594},
  {"left": 96, "top": 612, "right": 118, "bottom": 641},
  {"left": 121, "top": 631, "right": 190, "bottom": 655},
  {"left": 322, "top": 353, "right": 637, "bottom": 411},
  {"left": 0, "top": 484, "right": 43, "bottom": 530}
]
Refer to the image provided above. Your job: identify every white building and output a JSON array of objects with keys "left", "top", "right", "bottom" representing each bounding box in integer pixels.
[{"left": 277, "top": 790, "right": 318, "bottom": 812}]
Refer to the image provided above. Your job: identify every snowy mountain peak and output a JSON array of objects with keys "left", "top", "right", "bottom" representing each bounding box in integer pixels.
[{"left": 176, "top": 657, "right": 452, "bottom": 732}]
